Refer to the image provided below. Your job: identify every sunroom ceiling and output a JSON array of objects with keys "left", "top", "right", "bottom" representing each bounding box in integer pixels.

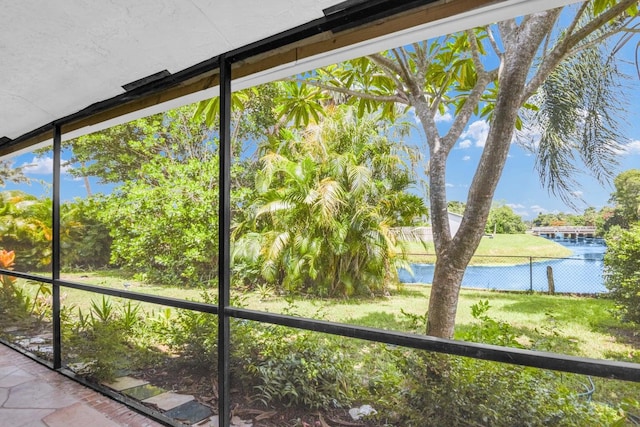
[
  {"left": 0, "top": 0, "right": 578, "bottom": 155},
  {"left": 0, "top": 0, "right": 347, "bottom": 142}
]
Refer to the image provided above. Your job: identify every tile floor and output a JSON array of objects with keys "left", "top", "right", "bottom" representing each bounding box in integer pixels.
[{"left": 0, "top": 344, "right": 164, "bottom": 427}]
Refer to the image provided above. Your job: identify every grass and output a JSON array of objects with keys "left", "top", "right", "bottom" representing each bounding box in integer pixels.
[
  {"left": 11, "top": 270, "right": 640, "bottom": 412},
  {"left": 48, "top": 269, "right": 633, "bottom": 360},
  {"left": 400, "top": 233, "right": 573, "bottom": 264},
  {"left": 23, "top": 270, "right": 634, "bottom": 362}
]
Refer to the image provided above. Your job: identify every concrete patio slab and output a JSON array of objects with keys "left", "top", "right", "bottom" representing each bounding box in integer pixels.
[{"left": 43, "top": 402, "right": 121, "bottom": 427}]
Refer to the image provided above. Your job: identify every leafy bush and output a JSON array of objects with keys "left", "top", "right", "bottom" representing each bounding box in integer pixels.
[
  {"left": 0, "top": 191, "right": 52, "bottom": 271},
  {"left": 60, "top": 198, "right": 112, "bottom": 269},
  {"left": 166, "top": 303, "right": 218, "bottom": 367},
  {"left": 105, "top": 156, "right": 219, "bottom": 287},
  {"left": 365, "top": 302, "right": 619, "bottom": 426},
  {"left": 64, "top": 296, "right": 160, "bottom": 381},
  {"left": 375, "top": 349, "right": 617, "bottom": 426},
  {"left": 604, "top": 224, "right": 640, "bottom": 323},
  {"left": 234, "top": 324, "right": 358, "bottom": 409}
]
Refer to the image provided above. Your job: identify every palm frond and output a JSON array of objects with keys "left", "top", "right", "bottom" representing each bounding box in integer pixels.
[{"left": 527, "top": 45, "right": 628, "bottom": 207}]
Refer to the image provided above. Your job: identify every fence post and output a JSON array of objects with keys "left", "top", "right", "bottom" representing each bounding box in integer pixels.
[
  {"left": 529, "top": 257, "right": 533, "bottom": 292},
  {"left": 547, "top": 266, "right": 555, "bottom": 295}
]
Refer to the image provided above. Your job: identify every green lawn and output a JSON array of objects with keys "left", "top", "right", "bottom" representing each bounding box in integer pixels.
[
  {"left": 41, "top": 271, "right": 636, "bottom": 363},
  {"left": 401, "top": 233, "right": 573, "bottom": 264},
  {"left": 12, "top": 270, "right": 640, "bottom": 413}
]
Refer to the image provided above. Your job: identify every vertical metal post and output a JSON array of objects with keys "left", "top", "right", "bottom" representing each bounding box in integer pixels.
[
  {"left": 52, "top": 124, "right": 62, "bottom": 369},
  {"left": 529, "top": 257, "right": 533, "bottom": 292},
  {"left": 217, "top": 55, "right": 231, "bottom": 427}
]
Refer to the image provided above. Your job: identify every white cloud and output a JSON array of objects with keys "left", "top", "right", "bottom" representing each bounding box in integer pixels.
[
  {"left": 530, "top": 205, "right": 548, "bottom": 214},
  {"left": 460, "top": 120, "right": 490, "bottom": 148},
  {"left": 435, "top": 109, "right": 453, "bottom": 123},
  {"left": 507, "top": 203, "right": 525, "bottom": 209},
  {"left": 462, "top": 155, "right": 471, "bottom": 161},
  {"left": 20, "top": 156, "right": 70, "bottom": 175},
  {"left": 620, "top": 140, "right": 640, "bottom": 155},
  {"left": 505, "top": 203, "right": 528, "bottom": 217},
  {"left": 413, "top": 109, "right": 452, "bottom": 124},
  {"left": 445, "top": 183, "right": 454, "bottom": 188},
  {"left": 459, "top": 139, "right": 472, "bottom": 149},
  {"left": 570, "top": 190, "right": 584, "bottom": 198}
]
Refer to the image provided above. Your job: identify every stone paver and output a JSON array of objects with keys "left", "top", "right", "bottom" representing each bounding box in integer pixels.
[
  {"left": 0, "top": 344, "right": 163, "bottom": 426},
  {"left": 143, "top": 391, "right": 194, "bottom": 411},
  {"left": 104, "top": 376, "right": 150, "bottom": 391},
  {"left": 122, "top": 383, "right": 165, "bottom": 401},
  {"left": 163, "top": 400, "right": 213, "bottom": 425}
]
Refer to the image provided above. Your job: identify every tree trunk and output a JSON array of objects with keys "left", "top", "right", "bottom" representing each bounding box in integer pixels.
[
  {"left": 426, "top": 253, "right": 466, "bottom": 338},
  {"left": 425, "top": 11, "right": 559, "bottom": 339}
]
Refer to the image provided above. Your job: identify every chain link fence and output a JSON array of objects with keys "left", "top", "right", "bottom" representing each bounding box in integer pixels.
[{"left": 400, "top": 253, "right": 607, "bottom": 295}]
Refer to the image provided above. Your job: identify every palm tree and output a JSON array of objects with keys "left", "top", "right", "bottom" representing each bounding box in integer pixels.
[{"left": 233, "top": 106, "right": 426, "bottom": 297}]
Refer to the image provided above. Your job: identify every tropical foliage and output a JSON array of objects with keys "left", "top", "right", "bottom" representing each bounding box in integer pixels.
[
  {"left": 610, "top": 169, "right": 640, "bottom": 226},
  {"left": 605, "top": 224, "right": 640, "bottom": 323},
  {"left": 485, "top": 204, "right": 527, "bottom": 234},
  {"left": 0, "top": 190, "right": 52, "bottom": 271},
  {"left": 278, "top": 0, "right": 639, "bottom": 337},
  {"left": 105, "top": 156, "right": 219, "bottom": 287},
  {"left": 233, "top": 107, "right": 426, "bottom": 296}
]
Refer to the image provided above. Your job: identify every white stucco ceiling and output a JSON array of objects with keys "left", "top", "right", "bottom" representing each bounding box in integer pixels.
[
  {"left": 0, "top": 0, "right": 577, "bottom": 152},
  {"left": 0, "top": 0, "right": 345, "bottom": 141}
]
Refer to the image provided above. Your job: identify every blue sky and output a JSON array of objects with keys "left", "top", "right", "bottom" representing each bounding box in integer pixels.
[
  {"left": 7, "top": 107, "right": 639, "bottom": 220},
  {"left": 3, "top": 14, "right": 640, "bottom": 220},
  {"left": 418, "top": 107, "right": 640, "bottom": 219}
]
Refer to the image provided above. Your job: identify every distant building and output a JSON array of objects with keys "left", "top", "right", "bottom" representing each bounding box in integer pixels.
[{"left": 392, "top": 211, "right": 464, "bottom": 242}]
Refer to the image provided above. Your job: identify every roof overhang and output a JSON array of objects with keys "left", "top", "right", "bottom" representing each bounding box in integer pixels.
[{"left": 0, "top": 0, "right": 577, "bottom": 158}]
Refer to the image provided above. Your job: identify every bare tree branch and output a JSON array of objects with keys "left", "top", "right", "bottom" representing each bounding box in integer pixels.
[
  {"left": 367, "top": 52, "right": 404, "bottom": 77},
  {"left": 565, "top": 0, "right": 590, "bottom": 40},
  {"left": 567, "top": 17, "right": 637, "bottom": 57},
  {"left": 292, "top": 78, "right": 407, "bottom": 104},
  {"left": 412, "top": 42, "right": 429, "bottom": 83},
  {"left": 367, "top": 53, "right": 409, "bottom": 97},
  {"left": 485, "top": 25, "right": 503, "bottom": 58},
  {"left": 466, "top": 29, "right": 485, "bottom": 73},
  {"left": 525, "top": 0, "right": 638, "bottom": 99}
]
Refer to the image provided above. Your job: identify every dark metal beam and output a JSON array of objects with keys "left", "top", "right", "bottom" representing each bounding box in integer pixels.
[
  {"left": 217, "top": 54, "right": 232, "bottom": 427},
  {"left": 227, "top": 307, "right": 640, "bottom": 382},
  {"left": 52, "top": 124, "right": 62, "bottom": 369}
]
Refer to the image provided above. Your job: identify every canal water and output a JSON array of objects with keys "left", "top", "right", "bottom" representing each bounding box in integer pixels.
[{"left": 398, "top": 238, "right": 607, "bottom": 294}]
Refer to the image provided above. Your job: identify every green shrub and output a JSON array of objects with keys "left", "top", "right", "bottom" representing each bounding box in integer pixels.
[
  {"left": 604, "top": 224, "right": 640, "bottom": 323},
  {"left": 374, "top": 349, "right": 617, "bottom": 426},
  {"left": 105, "top": 157, "right": 219, "bottom": 288},
  {"left": 366, "top": 302, "right": 619, "bottom": 426},
  {"left": 236, "top": 325, "right": 358, "bottom": 409},
  {"left": 160, "top": 290, "right": 219, "bottom": 367},
  {"left": 60, "top": 198, "right": 112, "bottom": 269},
  {"left": 63, "top": 297, "right": 159, "bottom": 381}
]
